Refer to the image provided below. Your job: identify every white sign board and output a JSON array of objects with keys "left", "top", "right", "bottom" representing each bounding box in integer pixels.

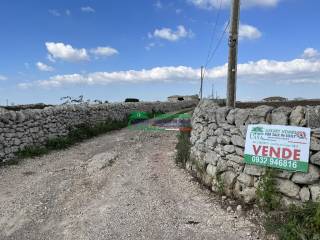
[{"left": 244, "top": 124, "right": 311, "bottom": 172}]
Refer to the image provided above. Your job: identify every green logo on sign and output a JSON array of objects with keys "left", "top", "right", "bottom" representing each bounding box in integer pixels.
[{"left": 251, "top": 126, "right": 264, "bottom": 133}]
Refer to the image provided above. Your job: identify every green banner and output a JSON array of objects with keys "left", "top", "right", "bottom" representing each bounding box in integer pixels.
[{"left": 244, "top": 154, "right": 309, "bottom": 172}]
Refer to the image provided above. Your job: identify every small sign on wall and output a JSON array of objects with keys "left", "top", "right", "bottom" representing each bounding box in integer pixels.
[{"left": 244, "top": 124, "right": 311, "bottom": 173}]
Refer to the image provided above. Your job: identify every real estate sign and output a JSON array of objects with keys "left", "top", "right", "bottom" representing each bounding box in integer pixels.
[{"left": 244, "top": 124, "right": 311, "bottom": 173}]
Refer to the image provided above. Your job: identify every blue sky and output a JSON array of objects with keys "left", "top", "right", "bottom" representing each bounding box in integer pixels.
[{"left": 0, "top": 0, "right": 319, "bottom": 105}]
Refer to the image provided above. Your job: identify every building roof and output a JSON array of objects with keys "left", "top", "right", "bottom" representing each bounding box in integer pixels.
[
  {"left": 168, "top": 94, "right": 199, "bottom": 99},
  {"left": 263, "top": 96, "right": 288, "bottom": 101}
]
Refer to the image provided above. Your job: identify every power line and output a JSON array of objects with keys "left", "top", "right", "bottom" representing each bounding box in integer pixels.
[
  {"left": 199, "top": 1, "right": 230, "bottom": 99},
  {"left": 205, "top": 20, "right": 230, "bottom": 69},
  {"left": 204, "top": 0, "right": 223, "bottom": 67},
  {"left": 202, "top": 19, "right": 230, "bottom": 84},
  {"left": 200, "top": 66, "right": 204, "bottom": 99}
]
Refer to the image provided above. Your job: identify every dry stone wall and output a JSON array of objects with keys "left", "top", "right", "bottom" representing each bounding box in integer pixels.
[
  {"left": 189, "top": 100, "right": 320, "bottom": 205},
  {"left": 0, "top": 101, "right": 197, "bottom": 162}
]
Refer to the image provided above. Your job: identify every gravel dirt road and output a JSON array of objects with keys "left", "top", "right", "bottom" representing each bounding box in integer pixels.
[{"left": 0, "top": 126, "right": 262, "bottom": 240}]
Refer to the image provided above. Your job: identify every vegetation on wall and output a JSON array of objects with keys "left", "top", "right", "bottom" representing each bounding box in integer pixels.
[
  {"left": 265, "top": 202, "right": 320, "bottom": 240},
  {"left": 60, "top": 95, "right": 108, "bottom": 105},
  {"left": 256, "top": 168, "right": 280, "bottom": 212},
  {"left": 257, "top": 168, "right": 320, "bottom": 240},
  {"left": 14, "top": 119, "right": 128, "bottom": 161},
  {"left": 215, "top": 174, "right": 225, "bottom": 195},
  {"left": 175, "top": 131, "right": 191, "bottom": 168}
]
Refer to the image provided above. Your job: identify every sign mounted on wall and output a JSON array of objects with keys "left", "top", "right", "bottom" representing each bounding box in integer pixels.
[{"left": 244, "top": 124, "right": 311, "bottom": 173}]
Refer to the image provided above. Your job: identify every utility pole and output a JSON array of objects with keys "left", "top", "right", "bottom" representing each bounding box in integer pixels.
[
  {"left": 226, "top": 0, "right": 241, "bottom": 107},
  {"left": 211, "top": 83, "right": 214, "bottom": 99},
  {"left": 200, "top": 66, "right": 204, "bottom": 99}
]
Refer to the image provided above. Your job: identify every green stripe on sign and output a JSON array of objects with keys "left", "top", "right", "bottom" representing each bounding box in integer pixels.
[{"left": 244, "top": 154, "right": 309, "bottom": 173}]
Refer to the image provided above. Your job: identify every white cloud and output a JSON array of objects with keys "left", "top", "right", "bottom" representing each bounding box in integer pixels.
[
  {"left": 47, "top": 54, "right": 56, "bottom": 63},
  {"left": 36, "top": 62, "right": 55, "bottom": 72},
  {"left": 90, "top": 47, "right": 119, "bottom": 57},
  {"left": 206, "top": 58, "right": 320, "bottom": 83},
  {"left": 150, "top": 25, "right": 193, "bottom": 42},
  {"left": 49, "top": 9, "right": 61, "bottom": 16},
  {"left": 302, "top": 48, "right": 319, "bottom": 59},
  {"left": 154, "top": 1, "right": 163, "bottom": 9},
  {"left": 239, "top": 23, "right": 262, "bottom": 40},
  {"left": 0, "top": 75, "right": 7, "bottom": 81},
  {"left": 145, "top": 42, "right": 157, "bottom": 51},
  {"left": 188, "top": 0, "right": 280, "bottom": 9},
  {"left": 19, "top": 49, "right": 320, "bottom": 88},
  {"left": 46, "top": 42, "right": 89, "bottom": 62},
  {"left": 49, "top": 9, "right": 71, "bottom": 17},
  {"left": 18, "top": 82, "right": 33, "bottom": 89},
  {"left": 81, "top": 6, "right": 95, "bottom": 13},
  {"left": 20, "top": 66, "right": 199, "bottom": 88}
]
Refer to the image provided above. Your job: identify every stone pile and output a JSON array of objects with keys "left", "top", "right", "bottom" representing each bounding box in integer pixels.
[
  {"left": 189, "top": 100, "right": 320, "bottom": 205},
  {"left": 0, "top": 101, "right": 197, "bottom": 162}
]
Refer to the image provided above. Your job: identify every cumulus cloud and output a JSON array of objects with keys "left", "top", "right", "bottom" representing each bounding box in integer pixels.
[
  {"left": 47, "top": 54, "right": 56, "bottom": 63},
  {"left": 49, "top": 9, "right": 71, "bottom": 17},
  {"left": 150, "top": 25, "right": 193, "bottom": 42},
  {"left": 145, "top": 42, "right": 157, "bottom": 51},
  {"left": 46, "top": 42, "right": 89, "bottom": 62},
  {"left": 239, "top": 23, "right": 262, "bottom": 40},
  {"left": 18, "top": 49, "right": 320, "bottom": 88},
  {"left": 49, "top": 9, "right": 61, "bottom": 16},
  {"left": 188, "top": 0, "right": 280, "bottom": 9},
  {"left": 154, "top": 1, "right": 163, "bottom": 9},
  {"left": 36, "top": 62, "right": 55, "bottom": 72},
  {"left": 302, "top": 48, "right": 319, "bottom": 59},
  {"left": 0, "top": 75, "right": 7, "bottom": 81},
  {"left": 81, "top": 6, "right": 95, "bottom": 13},
  {"left": 18, "top": 82, "right": 33, "bottom": 89},
  {"left": 90, "top": 47, "right": 119, "bottom": 57},
  {"left": 20, "top": 66, "right": 198, "bottom": 88}
]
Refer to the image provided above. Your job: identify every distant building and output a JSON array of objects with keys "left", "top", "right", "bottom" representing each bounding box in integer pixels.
[
  {"left": 167, "top": 94, "right": 199, "bottom": 102},
  {"left": 263, "top": 96, "right": 288, "bottom": 102},
  {"left": 294, "top": 97, "right": 305, "bottom": 101}
]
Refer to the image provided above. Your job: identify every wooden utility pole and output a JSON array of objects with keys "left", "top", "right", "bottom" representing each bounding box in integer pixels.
[
  {"left": 211, "top": 83, "right": 214, "bottom": 99},
  {"left": 200, "top": 66, "right": 204, "bottom": 99},
  {"left": 226, "top": 0, "right": 241, "bottom": 107}
]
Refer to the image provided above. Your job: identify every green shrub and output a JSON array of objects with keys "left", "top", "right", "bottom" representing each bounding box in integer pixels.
[
  {"left": 256, "top": 168, "right": 280, "bottom": 212},
  {"left": 15, "top": 119, "right": 127, "bottom": 160},
  {"left": 16, "top": 146, "right": 49, "bottom": 159},
  {"left": 257, "top": 168, "right": 320, "bottom": 240},
  {"left": 266, "top": 202, "right": 320, "bottom": 240},
  {"left": 175, "top": 131, "right": 191, "bottom": 167},
  {"left": 124, "top": 98, "right": 139, "bottom": 102},
  {"left": 216, "top": 174, "right": 225, "bottom": 195}
]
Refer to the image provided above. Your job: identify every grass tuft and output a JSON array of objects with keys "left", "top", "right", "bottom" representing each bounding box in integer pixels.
[
  {"left": 257, "top": 168, "right": 320, "bottom": 240},
  {"left": 265, "top": 202, "right": 320, "bottom": 240},
  {"left": 256, "top": 168, "right": 280, "bottom": 212},
  {"left": 216, "top": 174, "right": 225, "bottom": 195},
  {"left": 175, "top": 131, "right": 191, "bottom": 168}
]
